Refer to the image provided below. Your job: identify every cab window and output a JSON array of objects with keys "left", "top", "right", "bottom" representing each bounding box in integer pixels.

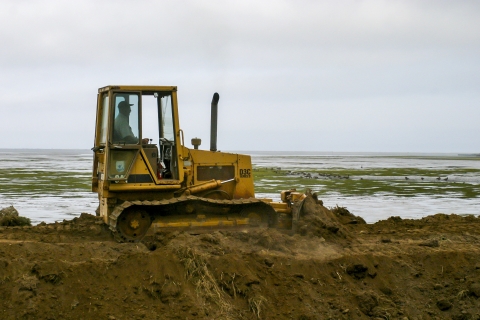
[{"left": 112, "top": 94, "right": 139, "bottom": 144}]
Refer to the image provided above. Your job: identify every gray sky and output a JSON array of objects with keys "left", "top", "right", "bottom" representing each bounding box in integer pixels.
[{"left": 1, "top": 0, "right": 479, "bottom": 152}]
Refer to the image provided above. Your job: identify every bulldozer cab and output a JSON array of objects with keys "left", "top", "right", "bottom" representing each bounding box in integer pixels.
[{"left": 92, "top": 86, "right": 182, "bottom": 190}]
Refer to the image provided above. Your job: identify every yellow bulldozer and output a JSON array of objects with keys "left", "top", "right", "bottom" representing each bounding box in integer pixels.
[{"left": 92, "top": 85, "right": 305, "bottom": 241}]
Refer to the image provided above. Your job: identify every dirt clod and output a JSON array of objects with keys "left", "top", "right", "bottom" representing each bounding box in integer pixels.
[
  {"left": 437, "top": 299, "right": 453, "bottom": 311},
  {"left": 469, "top": 282, "right": 480, "bottom": 297},
  {"left": 346, "top": 264, "right": 369, "bottom": 279},
  {"left": 419, "top": 239, "right": 440, "bottom": 247}
]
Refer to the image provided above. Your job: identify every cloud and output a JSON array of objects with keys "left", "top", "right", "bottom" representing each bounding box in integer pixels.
[{"left": 0, "top": 0, "right": 479, "bottom": 152}]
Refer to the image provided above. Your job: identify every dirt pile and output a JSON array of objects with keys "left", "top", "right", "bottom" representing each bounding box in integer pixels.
[
  {"left": 0, "top": 206, "right": 31, "bottom": 226},
  {"left": 294, "top": 194, "right": 365, "bottom": 242},
  {"left": 1, "top": 200, "right": 480, "bottom": 319}
]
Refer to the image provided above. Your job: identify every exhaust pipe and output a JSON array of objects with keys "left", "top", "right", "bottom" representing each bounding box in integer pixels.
[{"left": 210, "top": 92, "right": 220, "bottom": 152}]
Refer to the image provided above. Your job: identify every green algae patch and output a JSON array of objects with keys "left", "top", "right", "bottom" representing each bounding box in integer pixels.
[
  {"left": 0, "top": 168, "right": 90, "bottom": 195},
  {"left": 253, "top": 167, "right": 480, "bottom": 199}
]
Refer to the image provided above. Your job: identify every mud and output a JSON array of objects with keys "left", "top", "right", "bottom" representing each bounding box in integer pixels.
[{"left": 1, "top": 199, "right": 480, "bottom": 319}]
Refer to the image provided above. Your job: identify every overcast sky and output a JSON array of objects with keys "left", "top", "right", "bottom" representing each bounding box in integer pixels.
[{"left": 1, "top": 0, "right": 479, "bottom": 152}]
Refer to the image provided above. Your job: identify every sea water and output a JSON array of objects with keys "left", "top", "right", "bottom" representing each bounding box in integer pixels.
[
  {"left": 250, "top": 151, "right": 480, "bottom": 222},
  {"left": 0, "top": 149, "right": 478, "bottom": 224}
]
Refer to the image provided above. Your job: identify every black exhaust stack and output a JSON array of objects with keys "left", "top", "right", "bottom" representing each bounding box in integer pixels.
[{"left": 210, "top": 92, "right": 220, "bottom": 152}]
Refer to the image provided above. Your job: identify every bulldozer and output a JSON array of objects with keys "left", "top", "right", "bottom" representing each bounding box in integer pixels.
[{"left": 91, "top": 85, "right": 305, "bottom": 242}]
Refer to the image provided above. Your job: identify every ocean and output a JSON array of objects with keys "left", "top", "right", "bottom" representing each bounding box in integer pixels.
[{"left": 0, "top": 149, "right": 478, "bottom": 224}]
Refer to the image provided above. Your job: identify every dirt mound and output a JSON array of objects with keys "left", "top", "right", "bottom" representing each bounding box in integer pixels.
[
  {"left": 1, "top": 199, "right": 480, "bottom": 319},
  {"left": 295, "top": 194, "right": 365, "bottom": 242},
  {"left": 0, "top": 206, "right": 31, "bottom": 226}
]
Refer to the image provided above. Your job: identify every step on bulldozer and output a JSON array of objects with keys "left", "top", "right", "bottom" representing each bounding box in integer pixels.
[{"left": 92, "top": 86, "right": 305, "bottom": 242}]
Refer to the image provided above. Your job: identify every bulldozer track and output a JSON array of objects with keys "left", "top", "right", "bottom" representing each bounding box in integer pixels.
[{"left": 109, "top": 195, "right": 276, "bottom": 242}]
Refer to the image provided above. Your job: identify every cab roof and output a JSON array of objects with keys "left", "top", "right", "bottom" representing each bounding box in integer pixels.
[{"left": 98, "top": 85, "right": 177, "bottom": 93}]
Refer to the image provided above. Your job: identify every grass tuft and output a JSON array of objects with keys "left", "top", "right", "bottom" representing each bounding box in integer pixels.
[{"left": 176, "top": 247, "right": 235, "bottom": 319}]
